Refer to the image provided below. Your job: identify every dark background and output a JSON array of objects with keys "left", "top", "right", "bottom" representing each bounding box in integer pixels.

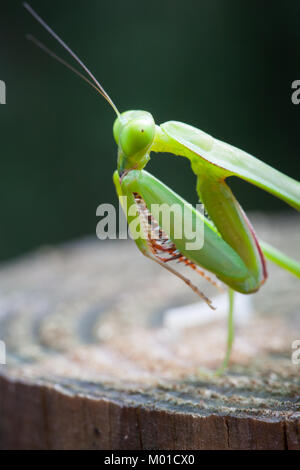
[{"left": 0, "top": 0, "right": 299, "bottom": 262}]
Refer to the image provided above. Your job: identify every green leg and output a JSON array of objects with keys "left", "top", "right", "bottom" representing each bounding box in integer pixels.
[
  {"left": 260, "top": 240, "right": 300, "bottom": 278},
  {"left": 216, "top": 288, "right": 235, "bottom": 375}
]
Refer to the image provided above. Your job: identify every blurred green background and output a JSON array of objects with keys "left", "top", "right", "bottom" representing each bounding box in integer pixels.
[{"left": 0, "top": 0, "right": 299, "bottom": 262}]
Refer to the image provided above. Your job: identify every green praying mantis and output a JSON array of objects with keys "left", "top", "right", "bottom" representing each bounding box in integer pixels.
[{"left": 24, "top": 3, "right": 300, "bottom": 371}]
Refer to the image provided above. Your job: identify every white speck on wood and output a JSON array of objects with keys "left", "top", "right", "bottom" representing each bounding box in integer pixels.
[{"left": 163, "top": 292, "right": 253, "bottom": 330}]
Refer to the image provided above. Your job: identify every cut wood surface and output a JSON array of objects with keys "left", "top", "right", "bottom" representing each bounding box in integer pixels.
[{"left": 0, "top": 213, "right": 300, "bottom": 450}]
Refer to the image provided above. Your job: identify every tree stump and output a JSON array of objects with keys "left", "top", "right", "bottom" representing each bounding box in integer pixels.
[{"left": 0, "top": 213, "right": 300, "bottom": 450}]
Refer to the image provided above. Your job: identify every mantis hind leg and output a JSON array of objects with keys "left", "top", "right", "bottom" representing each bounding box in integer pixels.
[{"left": 215, "top": 288, "right": 235, "bottom": 375}]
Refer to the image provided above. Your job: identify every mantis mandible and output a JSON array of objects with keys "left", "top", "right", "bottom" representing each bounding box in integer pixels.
[{"left": 24, "top": 3, "right": 300, "bottom": 371}]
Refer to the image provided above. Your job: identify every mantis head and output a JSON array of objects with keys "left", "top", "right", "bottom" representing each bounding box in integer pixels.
[{"left": 113, "top": 111, "right": 155, "bottom": 175}]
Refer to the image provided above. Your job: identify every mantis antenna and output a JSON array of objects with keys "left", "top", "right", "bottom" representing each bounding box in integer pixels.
[
  {"left": 23, "top": 2, "right": 120, "bottom": 116},
  {"left": 26, "top": 34, "right": 109, "bottom": 98}
]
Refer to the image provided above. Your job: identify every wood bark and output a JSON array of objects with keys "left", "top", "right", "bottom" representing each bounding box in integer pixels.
[{"left": 0, "top": 214, "right": 299, "bottom": 449}]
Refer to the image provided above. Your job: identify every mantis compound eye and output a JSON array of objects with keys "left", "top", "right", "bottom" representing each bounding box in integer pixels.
[{"left": 119, "top": 117, "right": 155, "bottom": 158}]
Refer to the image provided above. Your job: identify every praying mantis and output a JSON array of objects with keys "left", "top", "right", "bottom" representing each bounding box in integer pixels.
[{"left": 24, "top": 3, "right": 300, "bottom": 371}]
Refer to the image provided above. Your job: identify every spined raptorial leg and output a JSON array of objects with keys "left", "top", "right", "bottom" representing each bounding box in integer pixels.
[{"left": 133, "top": 192, "right": 217, "bottom": 309}]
